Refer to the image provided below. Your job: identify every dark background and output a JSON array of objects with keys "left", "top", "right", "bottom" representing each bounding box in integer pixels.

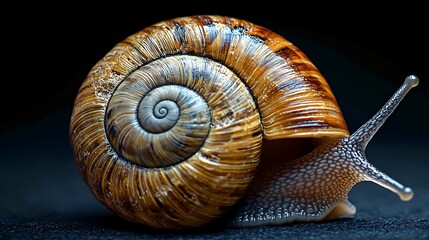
[
  {"left": 1, "top": 2, "right": 428, "bottom": 133},
  {"left": 1, "top": 2, "right": 428, "bottom": 239}
]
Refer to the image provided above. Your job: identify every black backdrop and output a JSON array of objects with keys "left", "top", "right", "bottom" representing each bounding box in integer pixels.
[
  {"left": 1, "top": 2, "right": 427, "bottom": 134},
  {"left": 1, "top": 2, "right": 429, "bottom": 239}
]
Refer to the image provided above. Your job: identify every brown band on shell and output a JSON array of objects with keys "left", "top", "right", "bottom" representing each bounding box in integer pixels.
[{"left": 113, "top": 15, "right": 348, "bottom": 139}]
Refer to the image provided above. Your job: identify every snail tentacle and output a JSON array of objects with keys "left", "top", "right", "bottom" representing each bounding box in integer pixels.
[
  {"left": 349, "top": 75, "right": 419, "bottom": 149},
  {"left": 348, "top": 75, "right": 418, "bottom": 201}
]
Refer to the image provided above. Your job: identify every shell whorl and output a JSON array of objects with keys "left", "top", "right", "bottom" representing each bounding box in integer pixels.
[
  {"left": 70, "top": 15, "right": 349, "bottom": 229},
  {"left": 105, "top": 59, "right": 214, "bottom": 168},
  {"left": 72, "top": 53, "right": 263, "bottom": 228}
]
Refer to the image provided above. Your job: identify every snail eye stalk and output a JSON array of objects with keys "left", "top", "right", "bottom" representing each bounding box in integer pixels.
[{"left": 348, "top": 75, "right": 418, "bottom": 201}]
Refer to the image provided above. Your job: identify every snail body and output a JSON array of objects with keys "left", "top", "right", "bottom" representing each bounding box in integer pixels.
[{"left": 70, "top": 15, "right": 417, "bottom": 229}]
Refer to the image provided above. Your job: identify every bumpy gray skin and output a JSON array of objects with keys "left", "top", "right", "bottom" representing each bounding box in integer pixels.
[{"left": 228, "top": 75, "right": 418, "bottom": 227}]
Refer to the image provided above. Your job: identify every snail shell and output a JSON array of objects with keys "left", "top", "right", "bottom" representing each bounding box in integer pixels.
[{"left": 70, "top": 15, "right": 415, "bottom": 229}]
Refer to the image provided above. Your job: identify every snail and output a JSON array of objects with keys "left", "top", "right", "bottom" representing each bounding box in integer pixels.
[{"left": 69, "top": 15, "right": 419, "bottom": 229}]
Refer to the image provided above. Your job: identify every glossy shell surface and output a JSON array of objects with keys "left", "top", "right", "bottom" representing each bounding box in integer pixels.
[{"left": 70, "top": 15, "right": 348, "bottom": 229}]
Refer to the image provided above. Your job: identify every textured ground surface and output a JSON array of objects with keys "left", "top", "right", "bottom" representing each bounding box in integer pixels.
[{"left": 1, "top": 106, "right": 428, "bottom": 240}]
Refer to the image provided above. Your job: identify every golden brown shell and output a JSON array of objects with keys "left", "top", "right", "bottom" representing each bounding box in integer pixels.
[{"left": 69, "top": 15, "right": 349, "bottom": 229}]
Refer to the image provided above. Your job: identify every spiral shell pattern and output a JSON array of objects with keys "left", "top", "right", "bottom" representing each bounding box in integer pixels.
[{"left": 70, "top": 15, "right": 348, "bottom": 229}]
